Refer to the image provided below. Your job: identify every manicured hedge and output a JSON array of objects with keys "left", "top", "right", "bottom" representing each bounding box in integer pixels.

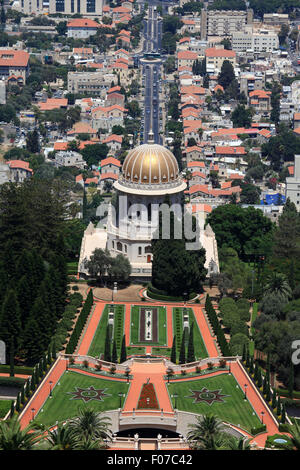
[
  {"left": 276, "top": 388, "right": 300, "bottom": 399},
  {"left": 251, "top": 424, "right": 266, "bottom": 435},
  {"left": 65, "top": 290, "right": 94, "bottom": 354},
  {"left": 0, "top": 365, "right": 34, "bottom": 375},
  {"left": 147, "top": 283, "right": 196, "bottom": 301},
  {"left": 52, "top": 292, "right": 83, "bottom": 352},
  {"left": 205, "top": 295, "right": 231, "bottom": 356},
  {"left": 0, "top": 377, "right": 26, "bottom": 387}
]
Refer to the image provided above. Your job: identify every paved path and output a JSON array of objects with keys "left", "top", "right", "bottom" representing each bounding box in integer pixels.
[
  {"left": 192, "top": 306, "right": 219, "bottom": 357},
  {"left": 124, "top": 303, "right": 132, "bottom": 346},
  {"left": 77, "top": 301, "right": 106, "bottom": 356},
  {"left": 166, "top": 306, "right": 174, "bottom": 347},
  {"left": 230, "top": 361, "right": 279, "bottom": 447},
  {"left": 123, "top": 362, "right": 173, "bottom": 413},
  {"left": 19, "top": 359, "right": 67, "bottom": 430}
]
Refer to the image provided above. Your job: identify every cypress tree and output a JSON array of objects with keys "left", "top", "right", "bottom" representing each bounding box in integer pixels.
[
  {"left": 30, "top": 368, "right": 36, "bottom": 392},
  {"left": 25, "top": 380, "right": 30, "bottom": 399},
  {"left": 47, "top": 344, "right": 52, "bottom": 365},
  {"left": 288, "top": 362, "right": 294, "bottom": 399},
  {"left": 179, "top": 332, "right": 186, "bottom": 364},
  {"left": 16, "top": 392, "right": 21, "bottom": 413},
  {"left": 23, "top": 315, "right": 45, "bottom": 365},
  {"left": 187, "top": 323, "right": 195, "bottom": 363},
  {"left": 52, "top": 340, "right": 57, "bottom": 361},
  {"left": 104, "top": 325, "right": 111, "bottom": 362},
  {"left": 271, "top": 389, "right": 277, "bottom": 409},
  {"left": 9, "top": 339, "right": 14, "bottom": 377},
  {"left": 0, "top": 289, "right": 22, "bottom": 358},
  {"left": 263, "top": 374, "right": 268, "bottom": 396},
  {"left": 112, "top": 339, "right": 118, "bottom": 364},
  {"left": 20, "top": 385, "right": 25, "bottom": 405},
  {"left": 257, "top": 369, "right": 262, "bottom": 388},
  {"left": 254, "top": 361, "right": 259, "bottom": 382},
  {"left": 245, "top": 347, "right": 250, "bottom": 368},
  {"left": 277, "top": 395, "right": 281, "bottom": 416},
  {"left": 242, "top": 343, "right": 246, "bottom": 363},
  {"left": 170, "top": 335, "right": 176, "bottom": 364},
  {"left": 10, "top": 400, "right": 15, "bottom": 418},
  {"left": 281, "top": 403, "right": 286, "bottom": 424},
  {"left": 249, "top": 356, "right": 254, "bottom": 375},
  {"left": 120, "top": 335, "right": 127, "bottom": 363}
]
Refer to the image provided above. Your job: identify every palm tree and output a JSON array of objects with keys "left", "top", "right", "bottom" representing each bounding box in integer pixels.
[
  {"left": 222, "top": 435, "right": 251, "bottom": 450},
  {"left": 288, "top": 420, "right": 300, "bottom": 450},
  {"left": 0, "top": 415, "right": 44, "bottom": 450},
  {"left": 67, "top": 407, "right": 112, "bottom": 445},
  {"left": 46, "top": 423, "right": 78, "bottom": 450},
  {"left": 264, "top": 272, "right": 292, "bottom": 301},
  {"left": 187, "top": 414, "right": 225, "bottom": 449}
]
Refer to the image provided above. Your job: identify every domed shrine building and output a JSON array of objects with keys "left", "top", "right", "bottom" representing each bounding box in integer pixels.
[{"left": 78, "top": 139, "right": 219, "bottom": 280}]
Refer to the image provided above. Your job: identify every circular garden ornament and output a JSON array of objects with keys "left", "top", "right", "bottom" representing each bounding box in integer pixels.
[{"left": 186, "top": 387, "right": 229, "bottom": 406}]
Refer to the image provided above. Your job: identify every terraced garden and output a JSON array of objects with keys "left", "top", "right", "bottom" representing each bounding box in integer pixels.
[
  {"left": 172, "top": 307, "right": 208, "bottom": 360},
  {"left": 168, "top": 373, "right": 261, "bottom": 433},
  {"left": 130, "top": 305, "right": 167, "bottom": 346},
  {"left": 35, "top": 370, "right": 129, "bottom": 427}
]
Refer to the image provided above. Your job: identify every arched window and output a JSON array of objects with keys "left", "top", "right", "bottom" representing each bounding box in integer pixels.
[
  {"left": 147, "top": 203, "right": 151, "bottom": 221},
  {"left": 117, "top": 241, "right": 122, "bottom": 251},
  {"left": 138, "top": 246, "right": 142, "bottom": 255},
  {"left": 145, "top": 245, "right": 152, "bottom": 254}
]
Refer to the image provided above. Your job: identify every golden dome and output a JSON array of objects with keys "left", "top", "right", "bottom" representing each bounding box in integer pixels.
[{"left": 122, "top": 144, "right": 179, "bottom": 185}]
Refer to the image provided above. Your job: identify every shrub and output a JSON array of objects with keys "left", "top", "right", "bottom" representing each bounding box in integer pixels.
[
  {"left": 195, "top": 366, "right": 201, "bottom": 374},
  {"left": 251, "top": 424, "right": 266, "bottom": 435},
  {"left": 72, "top": 286, "right": 79, "bottom": 291},
  {"left": 95, "top": 363, "right": 102, "bottom": 371},
  {"left": 109, "top": 365, "right": 116, "bottom": 374},
  {"left": 219, "top": 359, "right": 227, "bottom": 368},
  {"left": 69, "top": 356, "right": 75, "bottom": 365},
  {"left": 83, "top": 360, "right": 89, "bottom": 368},
  {"left": 207, "top": 362, "right": 214, "bottom": 370},
  {"left": 180, "top": 369, "right": 187, "bottom": 375}
]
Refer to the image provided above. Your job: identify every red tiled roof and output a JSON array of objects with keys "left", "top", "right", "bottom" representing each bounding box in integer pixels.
[
  {"left": 102, "top": 135, "right": 123, "bottom": 144},
  {"left": 67, "top": 18, "right": 100, "bottom": 28},
  {"left": 0, "top": 50, "right": 29, "bottom": 67},
  {"left": 187, "top": 161, "right": 205, "bottom": 167},
  {"left": 100, "top": 156, "right": 121, "bottom": 167},
  {"left": 38, "top": 98, "right": 68, "bottom": 111},
  {"left": 288, "top": 166, "right": 294, "bottom": 176},
  {"left": 178, "top": 51, "right": 198, "bottom": 60},
  {"left": 8, "top": 160, "right": 33, "bottom": 172},
  {"left": 205, "top": 48, "right": 236, "bottom": 58},
  {"left": 181, "top": 85, "right": 206, "bottom": 95},
  {"left": 215, "top": 146, "right": 246, "bottom": 155},
  {"left": 100, "top": 172, "right": 118, "bottom": 180},
  {"left": 54, "top": 142, "right": 68, "bottom": 151}
]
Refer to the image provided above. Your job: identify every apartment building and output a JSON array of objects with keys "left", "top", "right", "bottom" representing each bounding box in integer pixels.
[
  {"left": 68, "top": 71, "right": 115, "bottom": 95},
  {"left": 200, "top": 9, "right": 253, "bottom": 40},
  {"left": 0, "top": 49, "right": 30, "bottom": 85},
  {"left": 232, "top": 29, "right": 279, "bottom": 53},
  {"left": 205, "top": 46, "right": 236, "bottom": 74},
  {"left": 19, "top": 0, "right": 104, "bottom": 15},
  {"left": 286, "top": 155, "right": 300, "bottom": 210},
  {"left": 240, "top": 72, "right": 265, "bottom": 96}
]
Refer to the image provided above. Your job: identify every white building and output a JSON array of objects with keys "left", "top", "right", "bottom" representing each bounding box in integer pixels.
[
  {"left": 232, "top": 29, "right": 279, "bottom": 53},
  {"left": 286, "top": 155, "right": 300, "bottom": 210},
  {"left": 54, "top": 151, "right": 86, "bottom": 169},
  {"left": 78, "top": 138, "right": 220, "bottom": 280}
]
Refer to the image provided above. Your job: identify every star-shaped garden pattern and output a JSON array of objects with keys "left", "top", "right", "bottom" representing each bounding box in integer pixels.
[
  {"left": 186, "top": 387, "right": 229, "bottom": 405},
  {"left": 67, "top": 386, "right": 110, "bottom": 402}
]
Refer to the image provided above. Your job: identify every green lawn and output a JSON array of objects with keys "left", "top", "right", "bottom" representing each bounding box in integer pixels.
[
  {"left": 152, "top": 347, "right": 171, "bottom": 357},
  {"left": 172, "top": 308, "right": 208, "bottom": 361},
  {"left": 0, "top": 399, "right": 11, "bottom": 418},
  {"left": 35, "top": 370, "right": 129, "bottom": 427},
  {"left": 189, "top": 308, "right": 208, "bottom": 359},
  {"left": 127, "top": 346, "right": 146, "bottom": 356},
  {"left": 87, "top": 305, "right": 109, "bottom": 358},
  {"left": 168, "top": 373, "right": 261, "bottom": 433},
  {"left": 87, "top": 305, "right": 125, "bottom": 358},
  {"left": 130, "top": 305, "right": 167, "bottom": 346}
]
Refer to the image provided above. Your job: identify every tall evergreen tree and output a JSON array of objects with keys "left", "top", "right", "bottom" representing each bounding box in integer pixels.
[
  {"left": 9, "top": 339, "right": 14, "bottom": 378},
  {"left": 271, "top": 389, "right": 277, "bottom": 409},
  {"left": 0, "top": 289, "right": 22, "bottom": 359},
  {"left": 187, "top": 323, "right": 195, "bottom": 363},
  {"left": 104, "top": 325, "right": 111, "bottom": 362},
  {"left": 120, "top": 335, "right": 127, "bottom": 363},
  {"left": 288, "top": 362, "right": 294, "bottom": 398},
  {"left": 170, "top": 335, "right": 176, "bottom": 364},
  {"left": 179, "top": 332, "right": 186, "bottom": 364},
  {"left": 112, "top": 339, "right": 118, "bottom": 364},
  {"left": 277, "top": 395, "right": 281, "bottom": 416}
]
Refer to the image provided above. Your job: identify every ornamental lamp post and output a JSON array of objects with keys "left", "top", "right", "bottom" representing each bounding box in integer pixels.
[
  {"left": 31, "top": 408, "right": 35, "bottom": 422},
  {"left": 261, "top": 411, "right": 265, "bottom": 424},
  {"left": 173, "top": 393, "right": 178, "bottom": 409},
  {"left": 244, "top": 383, "right": 248, "bottom": 400},
  {"left": 49, "top": 380, "right": 53, "bottom": 397}
]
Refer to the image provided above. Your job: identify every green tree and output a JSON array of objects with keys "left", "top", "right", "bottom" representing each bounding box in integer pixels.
[
  {"left": 26, "top": 129, "right": 40, "bottom": 153},
  {"left": 0, "top": 289, "right": 22, "bottom": 358},
  {"left": 111, "top": 339, "right": 118, "bottom": 364},
  {"left": 179, "top": 332, "right": 186, "bottom": 364},
  {"left": 120, "top": 335, "right": 127, "bottom": 363},
  {"left": 171, "top": 335, "right": 176, "bottom": 364},
  {"left": 231, "top": 105, "right": 252, "bottom": 128},
  {"left": 187, "top": 323, "right": 195, "bottom": 363},
  {"left": 0, "top": 415, "right": 43, "bottom": 450}
]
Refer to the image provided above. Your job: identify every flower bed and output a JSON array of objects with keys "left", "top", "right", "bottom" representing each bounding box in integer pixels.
[{"left": 137, "top": 383, "right": 160, "bottom": 410}]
